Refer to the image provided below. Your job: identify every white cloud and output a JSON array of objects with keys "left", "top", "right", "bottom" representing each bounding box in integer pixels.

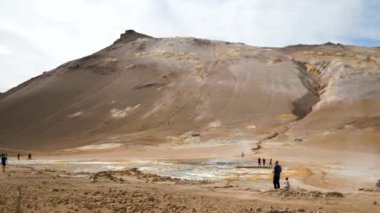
[
  {"left": 0, "top": 0, "right": 379, "bottom": 92},
  {"left": 0, "top": 45, "right": 12, "bottom": 55}
]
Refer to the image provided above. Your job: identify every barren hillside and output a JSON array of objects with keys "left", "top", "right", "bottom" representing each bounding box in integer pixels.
[{"left": 0, "top": 30, "right": 379, "bottom": 151}]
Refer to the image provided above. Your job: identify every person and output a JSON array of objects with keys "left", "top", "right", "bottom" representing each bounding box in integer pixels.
[
  {"left": 241, "top": 152, "right": 245, "bottom": 158},
  {"left": 376, "top": 179, "right": 380, "bottom": 188},
  {"left": 1, "top": 154, "right": 7, "bottom": 172},
  {"left": 273, "top": 160, "right": 282, "bottom": 189},
  {"left": 263, "top": 158, "right": 266, "bottom": 167},
  {"left": 17, "top": 153, "right": 20, "bottom": 160},
  {"left": 258, "top": 157, "right": 261, "bottom": 167},
  {"left": 269, "top": 158, "right": 273, "bottom": 167},
  {"left": 28, "top": 153, "right": 32, "bottom": 160},
  {"left": 284, "top": 177, "right": 290, "bottom": 190}
]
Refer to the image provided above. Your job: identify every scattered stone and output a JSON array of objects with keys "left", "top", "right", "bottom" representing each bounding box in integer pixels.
[
  {"left": 93, "top": 191, "right": 101, "bottom": 196},
  {"left": 147, "top": 197, "right": 155, "bottom": 202},
  {"left": 191, "top": 133, "right": 201, "bottom": 137},
  {"left": 325, "top": 192, "right": 344, "bottom": 198},
  {"left": 359, "top": 188, "right": 374, "bottom": 192}
]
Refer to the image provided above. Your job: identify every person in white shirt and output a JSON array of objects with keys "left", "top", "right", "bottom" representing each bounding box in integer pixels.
[{"left": 284, "top": 177, "right": 290, "bottom": 190}]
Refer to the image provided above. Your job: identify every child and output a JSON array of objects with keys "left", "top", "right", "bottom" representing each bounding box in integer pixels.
[{"left": 284, "top": 177, "right": 290, "bottom": 190}]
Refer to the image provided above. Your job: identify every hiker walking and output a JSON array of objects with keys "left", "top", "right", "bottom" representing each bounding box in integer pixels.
[
  {"left": 28, "top": 153, "right": 32, "bottom": 160},
  {"left": 1, "top": 154, "right": 8, "bottom": 172},
  {"left": 269, "top": 158, "right": 273, "bottom": 167},
  {"left": 258, "top": 157, "right": 261, "bottom": 167},
  {"left": 241, "top": 152, "right": 245, "bottom": 158},
  {"left": 17, "top": 153, "right": 20, "bottom": 160},
  {"left": 263, "top": 158, "right": 266, "bottom": 167},
  {"left": 273, "top": 161, "right": 282, "bottom": 189}
]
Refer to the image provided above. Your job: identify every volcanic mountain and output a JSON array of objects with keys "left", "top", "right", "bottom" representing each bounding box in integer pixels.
[{"left": 0, "top": 30, "right": 379, "bottom": 151}]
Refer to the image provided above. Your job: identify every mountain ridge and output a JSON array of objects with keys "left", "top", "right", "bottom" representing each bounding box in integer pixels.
[{"left": 0, "top": 30, "right": 379, "bottom": 151}]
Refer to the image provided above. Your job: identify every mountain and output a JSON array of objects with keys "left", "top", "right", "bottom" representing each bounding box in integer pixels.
[{"left": 0, "top": 30, "right": 379, "bottom": 151}]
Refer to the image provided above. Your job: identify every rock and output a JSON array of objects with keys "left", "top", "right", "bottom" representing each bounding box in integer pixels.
[
  {"left": 325, "top": 192, "right": 344, "bottom": 198},
  {"left": 50, "top": 188, "right": 59, "bottom": 192},
  {"left": 374, "top": 201, "right": 377, "bottom": 205},
  {"left": 358, "top": 188, "right": 374, "bottom": 192},
  {"left": 309, "top": 191, "right": 323, "bottom": 198},
  {"left": 93, "top": 191, "right": 101, "bottom": 196},
  {"left": 265, "top": 206, "right": 287, "bottom": 213},
  {"left": 223, "top": 184, "right": 234, "bottom": 188}
]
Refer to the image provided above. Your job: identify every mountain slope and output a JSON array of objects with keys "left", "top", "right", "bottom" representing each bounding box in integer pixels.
[{"left": 0, "top": 30, "right": 379, "bottom": 151}]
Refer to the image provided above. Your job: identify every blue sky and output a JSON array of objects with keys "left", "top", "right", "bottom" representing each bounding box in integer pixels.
[{"left": 0, "top": 0, "right": 379, "bottom": 92}]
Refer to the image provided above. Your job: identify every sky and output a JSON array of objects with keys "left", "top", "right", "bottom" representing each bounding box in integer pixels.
[{"left": 1, "top": 0, "right": 380, "bottom": 92}]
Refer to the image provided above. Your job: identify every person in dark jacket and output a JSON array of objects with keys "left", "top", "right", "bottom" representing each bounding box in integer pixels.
[
  {"left": 263, "top": 158, "right": 266, "bottom": 167},
  {"left": 258, "top": 157, "right": 261, "bottom": 167},
  {"left": 1, "top": 154, "right": 7, "bottom": 172},
  {"left": 273, "top": 160, "right": 282, "bottom": 189}
]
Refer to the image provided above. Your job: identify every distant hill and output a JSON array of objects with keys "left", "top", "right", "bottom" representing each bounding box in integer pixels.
[{"left": 0, "top": 30, "right": 379, "bottom": 151}]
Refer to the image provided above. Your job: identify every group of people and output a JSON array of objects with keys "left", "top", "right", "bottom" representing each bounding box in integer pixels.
[
  {"left": 257, "top": 157, "right": 273, "bottom": 167},
  {"left": 241, "top": 153, "right": 290, "bottom": 190},
  {"left": 256, "top": 157, "right": 289, "bottom": 189},
  {"left": 17, "top": 153, "right": 32, "bottom": 160},
  {"left": 250, "top": 157, "right": 289, "bottom": 190},
  {"left": 1, "top": 153, "right": 33, "bottom": 172}
]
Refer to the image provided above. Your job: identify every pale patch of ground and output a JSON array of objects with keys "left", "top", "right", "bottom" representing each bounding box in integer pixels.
[
  {"left": 110, "top": 104, "right": 140, "bottom": 118},
  {"left": 162, "top": 139, "right": 257, "bottom": 150},
  {"left": 64, "top": 143, "right": 123, "bottom": 151},
  {"left": 68, "top": 111, "right": 83, "bottom": 118},
  {"left": 208, "top": 120, "right": 221, "bottom": 128},
  {"left": 246, "top": 124, "right": 256, "bottom": 129}
]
